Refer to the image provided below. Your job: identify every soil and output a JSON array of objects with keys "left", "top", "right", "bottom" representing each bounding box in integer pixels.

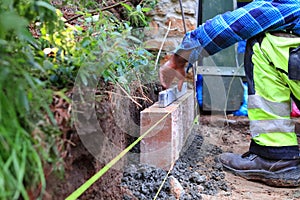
[
  {"left": 45, "top": 88, "right": 300, "bottom": 200},
  {"left": 43, "top": 1, "right": 300, "bottom": 199},
  {"left": 197, "top": 116, "right": 300, "bottom": 200}
]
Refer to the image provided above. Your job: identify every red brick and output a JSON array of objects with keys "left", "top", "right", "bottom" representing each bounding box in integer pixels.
[{"left": 140, "top": 90, "right": 194, "bottom": 170}]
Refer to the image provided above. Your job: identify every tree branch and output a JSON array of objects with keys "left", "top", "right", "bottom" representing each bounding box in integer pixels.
[{"left": 64, "top": 0, "right": 130, "bottom": 24}]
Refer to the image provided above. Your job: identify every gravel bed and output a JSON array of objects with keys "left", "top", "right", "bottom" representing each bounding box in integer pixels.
[{"left": 121, "top": 132, "right": 230, "bottom": 199}]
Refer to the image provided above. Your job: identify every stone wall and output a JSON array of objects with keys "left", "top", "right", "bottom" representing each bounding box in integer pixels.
[{"left": 145, "top": 0, "right": 198, "bottom": 53}]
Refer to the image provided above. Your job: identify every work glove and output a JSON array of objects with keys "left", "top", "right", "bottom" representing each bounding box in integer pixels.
[{"left": 159, "top": 54, "right": 187, "bottom": 91}]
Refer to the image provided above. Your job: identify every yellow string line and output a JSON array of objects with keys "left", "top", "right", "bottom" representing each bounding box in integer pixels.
[
  {"left": 65, "top": 111, "right": 171, "bottom": 200},
  {"left": 153, "top": 162, "right": 175, "bottom": 200},
  {"left": 154, "top": 21, "right": 172, "bottom": 70},
  {"left": 153, "top": 119, "right": 198, "bottom": 200}
]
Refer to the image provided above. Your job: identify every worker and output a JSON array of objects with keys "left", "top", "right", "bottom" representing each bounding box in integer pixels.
[{"left": 159, "top": 0, "right": 300, "bottom": 187}]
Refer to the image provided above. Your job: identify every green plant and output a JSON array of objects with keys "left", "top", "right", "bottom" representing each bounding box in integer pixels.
[
  {"left": 37, "top": 1, "right": 158, "bottom": 89},
  {"left": 102, "top": 47, "right": 157, "bottom": 92},
  {"left": 49, "top": 10, "right": 157, "bottom": 92},
  {"left": 0, "top": 0, "right": 63, "bottom": 199},
  {"left": 37, "top": 9, "right": 79, "bottom": 89},
  {"left": 0, "top": 0, "right": 158, "bottom": 199},
  {"left": 121, "top": 2, "right": 153, "bottom": 27}
]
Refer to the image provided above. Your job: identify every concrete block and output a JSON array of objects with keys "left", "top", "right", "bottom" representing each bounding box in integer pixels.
[{"left": 140, "top": 90, "right": 194, "bottom": 170}]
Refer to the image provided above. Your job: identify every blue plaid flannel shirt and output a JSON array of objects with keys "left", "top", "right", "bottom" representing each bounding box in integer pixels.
[{"left": 176, "top": 0, "right": 300, "bottom": 63}]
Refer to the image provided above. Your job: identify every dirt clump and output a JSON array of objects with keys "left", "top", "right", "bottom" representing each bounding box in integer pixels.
[{"left": 44, "top": 81, "right": 161, "bottom": 200}]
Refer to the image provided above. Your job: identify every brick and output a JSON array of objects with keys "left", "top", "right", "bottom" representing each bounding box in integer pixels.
[{"left": 140, "top": 90, "right": 194, "bottom": 170}]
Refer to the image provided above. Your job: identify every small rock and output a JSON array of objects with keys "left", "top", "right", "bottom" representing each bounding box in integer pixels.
[
  {"left": 189, "top": 172, "right": 206, "bottom": 183},
  {"left": 195, "top": 185, "right": 205, "bottom": 192},
  {"left": 169, "top": 176, "right": 185, "bottom": 199},
  {"left": 140, "top": 184, "right": 148, "bottom": 194}
]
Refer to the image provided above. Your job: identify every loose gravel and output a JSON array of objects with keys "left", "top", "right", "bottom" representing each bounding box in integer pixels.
[{"left": 121, "top": 132, "right": 230, "bottom": 199}]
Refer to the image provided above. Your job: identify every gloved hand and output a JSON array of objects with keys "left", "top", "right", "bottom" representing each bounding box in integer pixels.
[{"left": 159, "top": 54, "right": 187, "bottom": 91}]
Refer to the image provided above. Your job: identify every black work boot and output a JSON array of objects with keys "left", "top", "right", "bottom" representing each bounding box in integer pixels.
[{"left": 219, "top": 152, "right": 300, "bottom": 187}]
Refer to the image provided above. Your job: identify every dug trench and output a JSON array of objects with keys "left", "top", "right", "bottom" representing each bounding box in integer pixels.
[{"left": 45, "top": 82, "right": 300, "bottom": 200}]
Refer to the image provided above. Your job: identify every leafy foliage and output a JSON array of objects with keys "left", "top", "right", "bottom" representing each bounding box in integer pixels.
[
  {"left": 0, "top": 1, "right": 62, "bottom": 199},
  {"left": 40, "top": 8, "right": 157, "bottom": 91},
  {"left": 102, "top": 47, "right": 157, "bottom": 91},
  {"left": 121, "top": 0, "right": 157, "bottom": 27},
  {"left": 0, "top": 0, "right": 158, "bottom": 199}
]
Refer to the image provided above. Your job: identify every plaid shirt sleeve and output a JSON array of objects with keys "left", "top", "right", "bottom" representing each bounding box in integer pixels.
[{"left": 176, "top": 0, "right": 300, "bottom": 63}]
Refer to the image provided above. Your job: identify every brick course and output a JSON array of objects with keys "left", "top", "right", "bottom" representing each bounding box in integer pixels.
[{"left": 140, "top": 90, "right": 195, "bottom": 170}]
